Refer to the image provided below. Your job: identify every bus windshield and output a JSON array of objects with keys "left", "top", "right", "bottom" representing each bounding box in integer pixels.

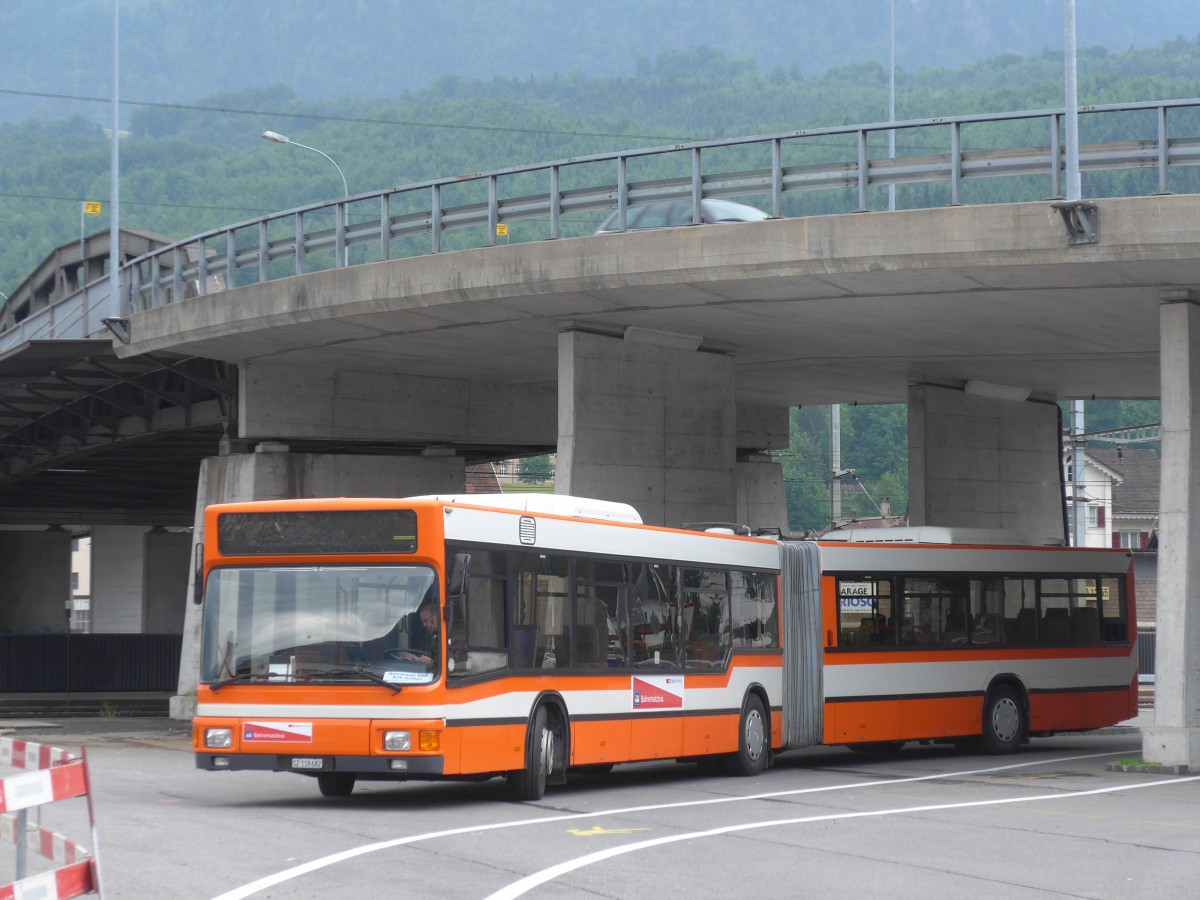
[{"left": 200, "top": 564, "right": 439, "bottom": 687}]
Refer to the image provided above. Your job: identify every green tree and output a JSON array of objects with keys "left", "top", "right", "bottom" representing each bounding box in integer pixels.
[{"left": 518, "top": 454, "right": 554, "bottom": 484}]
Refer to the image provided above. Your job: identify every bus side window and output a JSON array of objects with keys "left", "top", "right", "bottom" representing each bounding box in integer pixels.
[
  {"left": 1098, "top": 576, "right": 1127, "bottom": 642},
  {"left": 836, "top": 576, "right": 892, "bottom": 649},
  {"left": 511, "top": 552, "right": 569, "bottom": 669},
  {"left": 630, "top": 564, "right": 681, "bottom": 668},
  {"left": 684, "top": 568, "right": 730, "bottom": 667},
  {"left": 732, "top": 571, "right": 779, "bottom": 650},
  {"left": 572, "top": 558, "right": 627, "bottom": 670},
  {"left": 446, "top": 547, "right": 508, "bottom": 678}
]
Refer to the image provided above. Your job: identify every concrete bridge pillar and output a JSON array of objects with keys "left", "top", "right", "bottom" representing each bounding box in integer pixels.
[
  {"left": 908, "top": 383, "right": 1064, "bottom": 545},
  {"left": 557, "top": 328, "right": 786, "bottom": 529},
  {"left": 170, "top": 444, "right": 466, "bottom": 719},
  {"left": 89, "top": 525, "right": 190, "bottom": 634},
  {"left": 1143, "top": 294, "right": 1200, "bottom": 771}
]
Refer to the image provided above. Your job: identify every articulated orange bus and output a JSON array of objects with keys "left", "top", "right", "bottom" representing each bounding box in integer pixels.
[{"left": 192, "top": 494, "right": 1138, "bottom": 800}]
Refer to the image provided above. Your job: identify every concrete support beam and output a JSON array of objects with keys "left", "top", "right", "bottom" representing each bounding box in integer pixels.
[
  {"left": 0, "top": 530, "right": 71, "bottom": 632},
  {"left": 239, "top": 361, "right": 555, "bottom": 446},
  {"left": 557, "top": 328, "right": 737, "bottom": 528},
  {"left": 171, "top": 448, "right": 466, "bottom": 719},
  {"left": 908, "top": 384, "right": 1064, "bottom": 545},
  {"left": 1143, "top": 295, "right": 1200, "bottom": 771}
]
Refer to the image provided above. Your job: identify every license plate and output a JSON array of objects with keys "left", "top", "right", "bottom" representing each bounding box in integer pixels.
[{"left": 291, "top": 757, "right": 325, "bottom": 770}]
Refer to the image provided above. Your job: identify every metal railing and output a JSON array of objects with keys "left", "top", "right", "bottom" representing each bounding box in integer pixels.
[
  {"left": 0, "top": 277, "right": 115, "bottom": 353},
  {"left": 9, "top": 99, "right": 1200, "bottom": 335}
]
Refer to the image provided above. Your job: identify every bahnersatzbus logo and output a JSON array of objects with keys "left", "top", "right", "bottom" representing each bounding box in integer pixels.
[{"left": 632, "top": 675, "right": 684, "bottom": 710}]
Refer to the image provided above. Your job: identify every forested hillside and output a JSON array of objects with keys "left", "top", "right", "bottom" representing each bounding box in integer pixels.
[
  {"left": 3, "top": 0, "right": 1198, "bottom": 124},
  {"left": 1, "top": 37, "right": 1182, "bottom": 530}
]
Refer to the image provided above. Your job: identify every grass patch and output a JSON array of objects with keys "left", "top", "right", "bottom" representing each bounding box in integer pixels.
[{"left": 1114, "top": 757, "right": 1160, "bottom": 766}]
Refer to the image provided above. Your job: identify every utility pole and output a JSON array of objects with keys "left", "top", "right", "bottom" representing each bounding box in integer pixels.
[
  {"left": 1072, "top": 400, "right": 1088, "bottom": 546},
  {"left": 830, "top": 405, "right": 842, "bottom": 526}
]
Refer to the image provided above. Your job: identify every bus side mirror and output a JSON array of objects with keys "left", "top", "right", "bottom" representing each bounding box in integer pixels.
[
  {"left": 448, "top": 553, "right": 471, "bottom": 599},
  {"left": 191, "top": 544, "right": 204, "bottom": 605}
]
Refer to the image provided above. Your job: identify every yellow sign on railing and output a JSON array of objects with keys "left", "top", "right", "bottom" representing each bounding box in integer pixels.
[
  {"left": 83, "top": 201, "right": 102, "bottom": 215},
  {"left": 496, "top": 223, "right": 508, "bottom": 237}
]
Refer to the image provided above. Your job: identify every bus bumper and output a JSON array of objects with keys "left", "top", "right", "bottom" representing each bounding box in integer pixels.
[{"left": 194, "top": 752, "right": 445, "bottom": 775}]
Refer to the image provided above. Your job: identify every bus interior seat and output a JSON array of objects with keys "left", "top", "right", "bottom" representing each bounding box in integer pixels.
[
  {"left": 1071, "top": 606, "right": 1101, "bottom": 643},
  {"left": 1015, "top": 608, "right": 1037, "bottom": 642},
  {"left": 1042, "top": 607, "right": 1071, "bottom": 643}
]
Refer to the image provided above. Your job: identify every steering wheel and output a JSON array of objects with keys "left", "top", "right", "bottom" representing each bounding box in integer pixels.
[{"left": 384, "top": 648, "right": 428, "bottom": 662}]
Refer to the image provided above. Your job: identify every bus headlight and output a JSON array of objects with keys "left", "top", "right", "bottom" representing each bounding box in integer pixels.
[
  {"left": 383, "top": 730, "right": 412, "bottom": 751},
  {"left": 205, "top": 727, "right": 233, "bottom": 749}
]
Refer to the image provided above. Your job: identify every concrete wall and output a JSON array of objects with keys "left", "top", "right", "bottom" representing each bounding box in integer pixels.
[
  {"left": 0, "top": 531, "right": 71, "bottom": 632},
  {"left": 239, "top": 362, "right": 556, "bottom": 445},
  {"left": 171, "top": 448, "right": 466, "bottom": 718},
  {"left": 556, "top": 329, "right": 737, "bottom": 527},
  {"left": 908, "top": 384, "right": 1064, "bottom": 545}
]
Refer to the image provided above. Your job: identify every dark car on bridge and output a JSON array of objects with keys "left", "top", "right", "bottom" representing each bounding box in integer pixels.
[{"left": 595, "top": 198, "right": 769, "bottom": 233}]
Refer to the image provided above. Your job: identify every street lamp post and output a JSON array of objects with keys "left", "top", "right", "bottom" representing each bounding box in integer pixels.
[{"left": 261, "top": 130, "right": 350, "bottom": 265}]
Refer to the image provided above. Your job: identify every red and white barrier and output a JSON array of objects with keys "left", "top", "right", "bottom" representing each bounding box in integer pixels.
[
  {"left": 0, "top": 736, "right": 98, "bottom": 900},
  {"left": 0, "top": 862, "right": 93, "bottom": 900},
  {"left": 0, "top": 739, "right": 74, "bottom": 772},
  {"left": 2, "top": 813, "right": 90, "bottom": 866}
]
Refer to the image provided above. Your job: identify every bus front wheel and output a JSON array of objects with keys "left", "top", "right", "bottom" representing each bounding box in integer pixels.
[
  {"left": 509, "top": 705, "right": 555, "bottom": 801},
  {"left": 980, "top": 685, "right": 1024, "bottom": 754},
  {"left": 723, "top": 694, "right": 769, "bottom": 776},
  {"left": 317, "top": 773, "right": 355, "bottom": 797}
]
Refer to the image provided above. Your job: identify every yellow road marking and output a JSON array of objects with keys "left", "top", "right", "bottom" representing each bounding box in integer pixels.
[{"left": 567, "top": 826, "right": 650, "bottom": 836}]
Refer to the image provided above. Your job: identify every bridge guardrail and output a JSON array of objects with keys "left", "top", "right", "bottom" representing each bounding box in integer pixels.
[{"left": 8, "top": 99, "right": 1200, "bottom": 339}]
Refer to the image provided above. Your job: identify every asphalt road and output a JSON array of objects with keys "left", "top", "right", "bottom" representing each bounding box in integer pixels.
[{"left": 2, "top": 717, "right": 1197, "bottom": 900}]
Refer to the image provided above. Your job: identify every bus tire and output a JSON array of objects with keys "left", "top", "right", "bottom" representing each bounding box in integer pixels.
[
  {"left": 980, "top": 685, "right": 1024, "bottom": 754},
  {"left": 317, "top": 773, "right": 355, "bottom": 797},
  {"left": 723, "top": 694, "right": 769, "bottom": 776},
  {"left": 509, "top": 705, "right": 554, "bottom": 801}
]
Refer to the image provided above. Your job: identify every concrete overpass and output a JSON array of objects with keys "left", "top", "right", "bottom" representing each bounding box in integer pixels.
[
  {"left": 2, "top": 101, "right": 1199, "bottom": 768},
  {"left": 118, "top": 193, "right": 1200, "bottom": 771}
]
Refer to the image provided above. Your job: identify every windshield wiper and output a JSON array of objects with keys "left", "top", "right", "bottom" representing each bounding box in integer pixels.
[
  {"left": 208, "top": 672, "right": 267, "bottom": 692},
  {"left": 306, "top": 667, "right": 403, "bottom": 693}
]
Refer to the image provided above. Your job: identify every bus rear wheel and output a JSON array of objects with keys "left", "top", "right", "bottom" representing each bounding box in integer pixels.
[
  {"left": 509, "top": 705, "right": 555, "bottom": 801},
  {"left": 980, "top": 685, "right": 1024, "bottom": 754},
  {"left": 317, "top": 773, "right": 355, "bottom": 797},
  {"left": 722, "top": 694, "right": 768, "bottom": 776}
]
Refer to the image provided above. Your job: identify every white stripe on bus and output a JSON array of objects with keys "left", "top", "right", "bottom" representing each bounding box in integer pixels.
[
  {"left": 824, "top": 653, "right": 1137, "bottom": 698},
  {"left": 198, "top": 666, "right": 785, "bottom": 720}
]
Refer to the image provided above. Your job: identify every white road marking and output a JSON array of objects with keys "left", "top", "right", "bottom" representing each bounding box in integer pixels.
[
  {"left": 485, "top": 773, "right": 1200, "bottom": 899},
  {"left": 210, "top": 749, "right": 1154, "bottom": 900}
]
